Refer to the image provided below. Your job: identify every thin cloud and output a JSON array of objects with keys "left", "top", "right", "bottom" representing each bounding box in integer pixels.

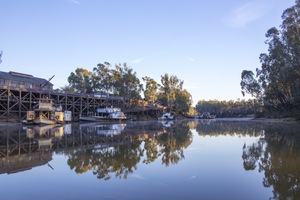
[
  {"left": 185, "top": 56, "right": 195, "bottom": 62},
  {"left": 188, "top": 175, "right": 197, "bottom": 180},
  {"left": 224, "top": 1, "right": 268, "bottom": 27},
  {"left": 67, "top": 0, "right": 80, "bottom": 4},
  {"left": 131, "top": 58, "right": 145, "bottom": 64}
]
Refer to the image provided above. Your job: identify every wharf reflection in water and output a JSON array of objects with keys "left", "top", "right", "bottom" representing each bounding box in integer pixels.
[
  {"left": 1, "top": 120, "right": 300, "bottom": 200},
  {"left": 0, "top": 124, "right": 66, "bottom": 174},
  {"left": 0, "top": 121, "right": 176, "bottom": 176}
]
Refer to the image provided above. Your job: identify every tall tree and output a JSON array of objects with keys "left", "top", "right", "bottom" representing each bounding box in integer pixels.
[
  {"left": 173, "top": 89, "right": 192, "bottom": 114},
  {"left": 241, "top": 0, "right": 300, "bottom": 112},
  {"left": 111, "top": 63, "right": 143, "bottom": 100},
  {"left": 159, "top": 73, "right": 183, "bottom": 109},
  {"left": 67, "top": 68, "right": 96, "bottom": 93},
  {"left": 240, "top": 70, "right": 261, "bottom": 99},
  {"left": 142, "top": 76, "right": 160, "bottom": 102},
  {"left": 93, "top": 62, "right": 112, "bottom": 94}
]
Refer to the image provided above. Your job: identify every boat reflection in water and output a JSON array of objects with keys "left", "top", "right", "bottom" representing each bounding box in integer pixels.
[
  {"left": 1, "top": 120, "right": 300, "bottom": 200},
  {"left": 79, "top": 123, "right": 126, "bottom": 137},
  {"left": 0, "top": 121, "right": 172, "bottom": 176},
  {"left": 26, "top": 125, "right": 65, "bottom": 150},
  {"left": 160, "top": 120, "right": 174, "bottom": 127}
]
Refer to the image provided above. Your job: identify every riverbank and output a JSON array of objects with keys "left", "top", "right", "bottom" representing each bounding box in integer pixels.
[
  {"left": 251, "top": 117, "right": 300, "bottom": 124},
  {"left": 0, "top": 117, "right": 299, "bottom": 127},
  {"left": 215, "top": 117, "right": 299, "bottom": 124}
]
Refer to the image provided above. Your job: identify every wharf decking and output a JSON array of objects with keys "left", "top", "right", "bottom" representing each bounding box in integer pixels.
[
  {"left": 0, "top": 86, "right": 163, "bottom": 122},
  {"left": 0, "top": 86, "right": 164, "bottom": 122}
]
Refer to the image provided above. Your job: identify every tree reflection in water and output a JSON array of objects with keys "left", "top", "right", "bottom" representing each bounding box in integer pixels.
[
  {"left": 65, "top": 120, "right": 300, "bottom": 199},
  {"left": 156, "top": 123, "right": 192, "bottom": 166},
  {"left": 242, "top": 123, "right": 300, "bottom": 200},
  {"left": 66, "top": 121, "right": 193, "bottom": 180},
  {"left": 194, "top": 119, "right": 300, "bottom": 199}
]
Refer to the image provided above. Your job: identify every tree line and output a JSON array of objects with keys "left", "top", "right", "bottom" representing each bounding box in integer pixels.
[
  {"left": 59, "top": 1, "right": 300, "bottom": 118},
  {"left": 195, "top": 99, "right": 261, "bottom": 118},
  {"left": 61, "top": 62, "right": 193, "bottom": 114},
  {"left": 240, "top": 0, "right": 300, "bottom": 118}
]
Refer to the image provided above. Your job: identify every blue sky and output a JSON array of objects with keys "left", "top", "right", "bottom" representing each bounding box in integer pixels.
[{"left": 0, "top": 0, "right": 295, "bottom": 105}]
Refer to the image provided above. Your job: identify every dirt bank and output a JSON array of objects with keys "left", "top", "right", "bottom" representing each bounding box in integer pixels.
[{"left": 251, "top": 117, "right": 300, "bottom": 124}]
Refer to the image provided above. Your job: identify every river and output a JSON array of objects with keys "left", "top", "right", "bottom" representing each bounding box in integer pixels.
[{"left": 0, "top": 119, "right": 299, "bottom": 200}]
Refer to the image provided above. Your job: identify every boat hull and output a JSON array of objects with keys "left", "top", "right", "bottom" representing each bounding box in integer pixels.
[
  {"left": 79, "top": 116, "right": 127, "bottom": 122},
  {"left": 33, "top": 118, "right": 56, "bottom": 125}
]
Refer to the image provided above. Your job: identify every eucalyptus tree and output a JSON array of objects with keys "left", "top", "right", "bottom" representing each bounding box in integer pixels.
[
  {"left": 159, "top": 73, "right": 183, "bottom": 110},
  {"left": 240, "top": 0, "right": 300, "bottom": 111},
  {"left": 195, "top": 99, "right": 260, "bottom": 117},
  {"left": 173, "top": 89, "right": 192, "bottom": 114},
  {"left": 240, "top": 70, "right": 262, "bottom": 99},
  {"left": 258, "top": 27, "right": 291, "bottom": 108},
  {"left": 111, "top": 63, "right": 143, "bottom": 100},
  {"left": 142, "top": 76, "right": 160, "bottom": 102},
  {"left": 67, "top": 68, "right": 97, "bottom": 93},
  {"left": 281, "top": 1, "right": 300, "bottom": 108},
  {"left": 93, "top": 62, "right": 113, "bottom": 95}
]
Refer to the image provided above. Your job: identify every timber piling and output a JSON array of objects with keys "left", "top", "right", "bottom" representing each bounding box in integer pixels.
[{"left": 0, "top": 86, "right": 129, "bottom": 122}]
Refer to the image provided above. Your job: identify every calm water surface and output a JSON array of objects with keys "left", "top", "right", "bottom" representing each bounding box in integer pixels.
[{"left": 0, "top": 119, "right": 300, "bottom": 200}]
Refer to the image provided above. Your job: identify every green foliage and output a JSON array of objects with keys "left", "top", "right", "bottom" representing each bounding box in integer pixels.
[
  {"left": 142, "top": 76, "right": 160, "bottom": 102},
  {"left": 155, "top": 73, "right": 192, "bottom": 114},
  {"left": 93, "top": 62, "right": 113, "bottom": 94},
  {"left": 196, "top": 99, "right": 261, "bottom": 117},
  {"left": 67, "top": 68, "right": 97, "bottom": 93},
  {"left": 66, "top": 63, "right": 142, "bottom": 100},
  {"left": 111, "top": 63, "right": 143, "bottom": 100},
  {"left": 187, "top": 107, "right": 198, "bottom": 116},
  {"left": 240, "top": 0, "right": 300, "bottom": 113},
  {"left": 65, "top": 64, "right": 192, "bottom": 113},
  {"left": 240, "top": 70, "right": 261, "bottom": 99},
  {"left": 160, "top": 74, "right": 183, "bottom": 106},
  {"left": 173, "top": 89, "right": 192, "bottom": 114}
]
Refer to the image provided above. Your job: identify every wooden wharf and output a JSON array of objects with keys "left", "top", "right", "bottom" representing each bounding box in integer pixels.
[
  {"left": 0, "top": 86, "right": 164, "bottom": 122},
  {"left": 0, "top": 86, "right": 131, "bottom": 122},
  {"left": 0, "top": 121, "right": 168, "bottom": 174}
]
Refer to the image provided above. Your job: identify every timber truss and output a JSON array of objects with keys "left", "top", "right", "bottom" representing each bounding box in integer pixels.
[{"left": 0, "top": 87, "right": 128, "bottom": 121}]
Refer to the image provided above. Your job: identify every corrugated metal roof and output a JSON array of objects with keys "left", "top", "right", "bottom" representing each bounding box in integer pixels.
[{"left": 0, "top": 71, "right": 53, "bottom": 86}]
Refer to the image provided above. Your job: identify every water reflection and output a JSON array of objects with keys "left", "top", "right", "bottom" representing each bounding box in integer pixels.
[
  {"left": 193, "top": 119, "right": 300, "bottom": 199},
  {"left": 0, "top": 120, "right": 300, "bottom": 199},
  {"left": 79, "top": 122, "right": 126, "bottom": 136},
  {"left": 67, "top": 121, "right": 193, "bottom": 180},
  {"left": 242, "top": 123, "right": 300, "bottom": 199}
]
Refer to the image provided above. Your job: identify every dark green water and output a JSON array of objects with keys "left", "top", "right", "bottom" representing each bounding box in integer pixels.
[{"left": 0, "top": 119, "right": 299, "bottom": 200}]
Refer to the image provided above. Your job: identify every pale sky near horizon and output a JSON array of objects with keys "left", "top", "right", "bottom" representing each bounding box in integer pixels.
[{"left": 0, "top": 0, "right": 296, "bottom": 105}]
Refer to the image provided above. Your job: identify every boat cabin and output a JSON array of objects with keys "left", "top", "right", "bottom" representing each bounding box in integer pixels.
[{"left": 37, "top": 98, "right": 53, "bottom": 111}]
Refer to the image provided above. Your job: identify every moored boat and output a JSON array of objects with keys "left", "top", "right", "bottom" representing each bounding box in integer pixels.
[
  {"left": 25, "top": 98, "right": 68, "bottom": 125},
  {"left": 158, "top": 112, "right": 175, "bottom": 120},
  {"left": 196, "top": 112, "right": 216, "bottom": 119},
  {"left": 79, "top": 106, "right": 127, "bottom": 122}
]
